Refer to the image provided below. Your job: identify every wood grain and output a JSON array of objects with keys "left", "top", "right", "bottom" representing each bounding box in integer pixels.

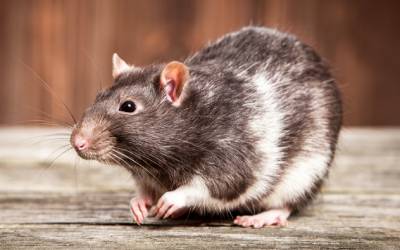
[{"left": 0, "top": 127, "right": 399, "bottom": 249}]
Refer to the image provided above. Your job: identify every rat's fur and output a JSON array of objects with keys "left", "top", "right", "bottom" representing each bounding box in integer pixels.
[{"left": 72, "top": 27, "right": 342, "bottom": 218}]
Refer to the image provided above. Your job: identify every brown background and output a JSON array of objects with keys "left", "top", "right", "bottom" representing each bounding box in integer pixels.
[{"left": 0, "top": 0, "right": 399, "bottom": 126}]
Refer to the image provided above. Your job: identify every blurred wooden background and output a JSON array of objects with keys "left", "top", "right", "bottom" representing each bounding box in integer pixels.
[{"left": 0, "top": 0, "right": 399, "bottom": 126}]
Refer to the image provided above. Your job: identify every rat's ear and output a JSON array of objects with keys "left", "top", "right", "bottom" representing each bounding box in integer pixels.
[
  {"left": 160, "top": 61, "right": 189, "bottom": 107},
  {"left": 112, "top": 53, "right": 133, "bottom": 79}
]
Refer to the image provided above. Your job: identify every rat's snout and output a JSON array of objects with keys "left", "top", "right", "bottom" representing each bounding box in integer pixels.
[
  {"left": 70, "top": 122, "right": 96, "bottom": 158},
  {"left": 70, "top": 118, "right": 115, "bottom": 161},
  {"left": 73, "top": 134, "right": 90, "bottom": 151},
  {"left": 71, "top": 129, "right": 93, "bottom": 155}
]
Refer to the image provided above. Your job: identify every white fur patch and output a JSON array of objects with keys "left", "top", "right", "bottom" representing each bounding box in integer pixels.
[
  {"left": 156, "top": 176, "right": 210, "bottom": 211},
  {"left": 264, "top": 153, "right": 329, "bottom": 208},
  {"left": 229, "top": 72, "right": 285, "bottom": 205},
  {"left": 173, "top": 72, "right": 287, "bottom": 212},
  {"left": 264, "top": 84, "right": 332, "bottom": 208}
]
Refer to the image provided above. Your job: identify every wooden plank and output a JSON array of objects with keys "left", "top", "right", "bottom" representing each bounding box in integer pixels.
[
  {"left": 1, "top": 154, "right": 399, "bottom": 193},
  {"left": 0, "top": 192, "right": 399, "bottom": 226},
  {"left": 0, "top": 163, "right": 135, "bottom": 192},
  {"left": 0, "top": 128, "right": 399, "bottom": 248},
  {"left": 327, "top": 155, "right": 400, "bottom": 193},
  {"left": 1, "top": 222, "right": 398, "bottom": 250},
  {"left": 339, "top": 128, "right": 400, "bottom": 156},
  {"left": 0, "top": 128, "right": 400, "bottom": 193},
  {"left": 0, "top": 192, "right": 399, "bottom": 249}
]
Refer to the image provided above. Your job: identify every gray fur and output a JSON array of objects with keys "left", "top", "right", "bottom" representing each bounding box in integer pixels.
[{"left": 72, "top": 26, "right": 342, "bottom": 211}]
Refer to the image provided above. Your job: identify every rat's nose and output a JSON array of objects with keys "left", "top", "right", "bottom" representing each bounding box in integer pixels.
[{"left": 74, "top": 135, "right": 90, "bottom": 151}]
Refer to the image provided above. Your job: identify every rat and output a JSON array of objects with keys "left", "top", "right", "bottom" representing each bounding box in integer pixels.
[{"left": 70, "top": 26, "right": 342, "bottom": 228}]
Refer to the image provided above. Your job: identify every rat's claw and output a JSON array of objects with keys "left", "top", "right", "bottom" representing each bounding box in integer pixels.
[
  {"left": 163, "top": 205, "right": 180, "bottom": 219},
  {"left": 138, "top": 199, "right": 148, "bottom": 218},
  {"left": 155, "top": 191, "right": 187, "bottom": 219},
  {"left": 130, "top": 200, "right": 143, "bottom": 224},
  {"left": 130, "top": 196, "right": 152, "bottom": 225},
  {"left": 155, "top": 200, "right": 170, "bottom": 219}
]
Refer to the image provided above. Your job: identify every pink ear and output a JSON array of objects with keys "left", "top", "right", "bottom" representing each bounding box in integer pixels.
[
  {"left": 163, "top": 79, "right": 177, "bottom": 103},
  {"left": 160, "top": 61, "right": 189, "bottom": 107}
]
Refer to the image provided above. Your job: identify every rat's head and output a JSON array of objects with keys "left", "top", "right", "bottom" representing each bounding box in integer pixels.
[{"left": 70, "top": 53, "right": 192, "bottom": 166}]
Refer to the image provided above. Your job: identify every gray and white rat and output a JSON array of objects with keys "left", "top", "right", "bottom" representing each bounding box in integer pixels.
[{"left": 71, "top": 26, "right": 342, "bottom": 228}]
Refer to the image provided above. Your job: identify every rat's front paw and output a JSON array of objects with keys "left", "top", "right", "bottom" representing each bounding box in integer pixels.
[
  {"left": 155, "top": 191, "right": 189, "bottom": 219},
  {"left": 129, "top": 196, "right": 153, "bottom": 225}
]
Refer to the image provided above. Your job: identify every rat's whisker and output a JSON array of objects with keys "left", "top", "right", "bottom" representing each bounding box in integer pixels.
[
  {"left": 73, "top": 155, "right": 80, "bottom": 193},
  {"left": 26, "top": 138, "right": 70, "bottom": 147},
  {"left": 12, "top": 119, "right": 71, "bottom": 128},
  {"left": 111, "top": 149, "right": 154, "bottom": 175},
  {"left": 81, "top": 47, "right": 105, "bottom": 91},
  {"left": 19, "top": 60, "right": 77, "bottom": 124},
  {"left": 35, "top": 145, "right": 73, "bottom": 181},
  {"left": 114, "top": 144, "right": 183, "bottom": 178},
  {"left": 21, "top": 132, "right": 70, "bottom": 142},
  {"left": 111, "top": 148, "right": 167, "bottom": 191},
  {"left": 115, "top": 146, "right": 161, "bottom": 169},
  {"left": 46, "top": 146, "right": 73, "bottom": 170},
  {"left": 22, "top": 105, "right": 74, "bottom": 127},
  {"left": 44, "top": 144, "right": 73, "bottom": 163}
]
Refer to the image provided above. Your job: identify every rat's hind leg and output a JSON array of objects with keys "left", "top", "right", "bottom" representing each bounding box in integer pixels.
[{"left": 233, "top": 207, "right": 291, "bottom": 228}]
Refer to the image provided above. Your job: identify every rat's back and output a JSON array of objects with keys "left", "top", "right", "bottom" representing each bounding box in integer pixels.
[
  {"left": 187, "top": 26, "right": 342, "bottom": 212},
  {"left": 188, "top": 27, "right": 309, "bottom": 74}
]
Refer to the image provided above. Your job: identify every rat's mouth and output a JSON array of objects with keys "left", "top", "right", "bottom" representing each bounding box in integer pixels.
[
  {"left": 75, "top": 150, "right": 98, "bottom": 160},
  {"left": 74, "top": 148, "right": 119, "bottom": 165},
  {"left": 70, "top": 135, "right": 116, "bottom": 163}
]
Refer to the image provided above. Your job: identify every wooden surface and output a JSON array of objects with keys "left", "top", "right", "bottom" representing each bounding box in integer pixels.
[{"left": 0, "top": 127, "right": 399, "bottom": 249}]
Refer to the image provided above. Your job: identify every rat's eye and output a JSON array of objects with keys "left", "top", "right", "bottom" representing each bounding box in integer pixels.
[{"left": 119, "top": 100, "right": 136, "bottom": 113}]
